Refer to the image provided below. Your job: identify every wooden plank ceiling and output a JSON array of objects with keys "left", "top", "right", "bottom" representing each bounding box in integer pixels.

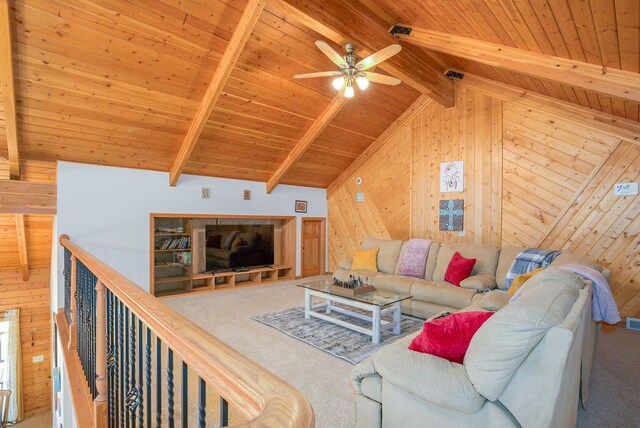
[{"left": 0, "top": 0, "right": 637, "bottom": 190}]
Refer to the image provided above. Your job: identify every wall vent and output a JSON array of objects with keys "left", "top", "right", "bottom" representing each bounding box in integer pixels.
[{"left": 627, "top": 317, "right": 640, "bottom": 331}]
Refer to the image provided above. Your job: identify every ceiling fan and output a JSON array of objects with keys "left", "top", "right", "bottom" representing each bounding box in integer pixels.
[{"left": 293, "top": 41, "right": 402, "bottom": 97}]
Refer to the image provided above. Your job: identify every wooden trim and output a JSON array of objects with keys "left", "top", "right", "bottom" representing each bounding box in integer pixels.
[
  {"left": 267, "top": 93, "right": 350, "bottom": 193},
  {"left": 397, "top": 27, "right": 640, "bottom": 103},
  {"left": 151, "top": 213, "right": 296, "bottom": 220},
  {"left": 168, "top": 0, "right": 267, "bottom": 186},
  {"left": 301, "top": 217, "right": 326, "bottom": 277},
  {"left": 60, "top": 234, "right": 314, "bottom": 426},
  {"left": 327, "top": 95, "right": 433, "bottom": 195},
  {"left": 15, "top": 214, "right": 28, "bottom": 280},
  {"left": 458, "top": 74, "right": 640, "bottom": 145},
  {"left": 0, "top": 180, "right": 57, "bottom": 214},
  {"left": 270, "top": 0, "right": 455, "bottom": 107},
  {"left": 54, "top": 312, "right": 93, "bottom": 428},
  {"left": 0, "top": 0, "right": 19, "bottom": 179}
]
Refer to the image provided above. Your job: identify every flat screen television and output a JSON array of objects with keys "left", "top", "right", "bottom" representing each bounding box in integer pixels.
[{"left": 205, "top": 224, "right": 274, "bottom": 270}]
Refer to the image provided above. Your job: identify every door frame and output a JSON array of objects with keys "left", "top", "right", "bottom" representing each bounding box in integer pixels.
[{"left": 301, "top": 217, "right": 326, "bottom": 277}]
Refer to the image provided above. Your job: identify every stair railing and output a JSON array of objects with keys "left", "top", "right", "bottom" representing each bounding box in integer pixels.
[{"left": 58, "top": 234, "right": 314, "bottom": 427}]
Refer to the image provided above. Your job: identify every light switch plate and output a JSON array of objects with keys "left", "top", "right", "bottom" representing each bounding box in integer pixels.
[
  {"left": 614, "top": 182, "right": 638, "bottom": 196},
  {"left": 356, "top": 192, "right": 364, "bottom": 202},
  {"left": 32, "top": 355, "right": 44, "bottom": 363},
  {"left": 201, "top": 187, "right": 210, "bottom": 199}
]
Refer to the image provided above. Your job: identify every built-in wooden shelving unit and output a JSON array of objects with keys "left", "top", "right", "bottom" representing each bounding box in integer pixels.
[{"left": 150, "top": 214, "right": 296, "bottom": 297}]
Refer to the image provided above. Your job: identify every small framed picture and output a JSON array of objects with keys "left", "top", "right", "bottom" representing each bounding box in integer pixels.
[{"left": 295, "top": 200, "right": 307, "bottom": 213}]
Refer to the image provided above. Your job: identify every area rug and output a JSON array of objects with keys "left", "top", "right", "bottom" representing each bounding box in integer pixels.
[{"left": 251, "top": 306, "right": 424, "bottom": 364}]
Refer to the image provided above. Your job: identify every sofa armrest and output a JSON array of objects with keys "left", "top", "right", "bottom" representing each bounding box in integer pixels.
[
  {"left": 351, "top": 357, "right": 378, "bottom": 395},
  {"left": 338, "top": 259, "right": 352, "bottom": 270},
  {"left": 374, "top": 343, "right": 486, "bottom": 414},
  {"left": 476, "top": 290, "right": 511, "bottom": 311},
  {"left": 460, "top": 272, "right": 497, "bottom": 290}
]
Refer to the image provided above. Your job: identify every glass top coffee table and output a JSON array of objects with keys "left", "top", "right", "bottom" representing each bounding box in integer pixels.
[{"left": 297, "top": 280, "right": 413, "bottom": 344}]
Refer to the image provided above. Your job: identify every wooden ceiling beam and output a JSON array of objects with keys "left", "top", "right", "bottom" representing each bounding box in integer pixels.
[
  {"left": 269, "top": 0, "right": 455, "bottom": 108},
  {"left": 327, "top": 95, "right": 433, "bottom": 196},
  {"left": 267, "top": 91, "right": 350, "bottom": 193},
  {"left": 168, "top": 0, "right": 266, "bottom": 186},
  {"left": 0, "top": 0, "right": 20, "bottom": 179},
  {"left": 15, "top": 214, "right": 28, "bottom": 280},
  {"left": 396, "top": 27, "right": 640, "bottom": 103}
]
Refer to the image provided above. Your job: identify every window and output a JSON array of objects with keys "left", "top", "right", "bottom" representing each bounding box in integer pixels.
[{"left": 0, "top": 319, "right": 8, "bottom": 389}]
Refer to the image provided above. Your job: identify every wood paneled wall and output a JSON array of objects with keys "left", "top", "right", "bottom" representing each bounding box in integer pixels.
[
  {"left": 0, "top": 158, "right": 55, "bottom": 416},
  {"left": 328, "top": 85, "right": 640, "bottom": 319},
  {"left": 0, "top": 269, "right": 52, "bottom": 416}
]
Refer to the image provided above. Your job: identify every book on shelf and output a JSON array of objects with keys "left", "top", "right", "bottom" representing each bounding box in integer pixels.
[
  {"left": 174, "top": 251, "right": 192, "bottom": 265},
  {"left": 157, "top": 237, "right": 191, "bottom": 250}
]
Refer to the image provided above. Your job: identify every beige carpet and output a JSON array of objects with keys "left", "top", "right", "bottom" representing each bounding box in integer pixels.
[{"left": 166, "top": 277, "right": 640, "bottom": 428}]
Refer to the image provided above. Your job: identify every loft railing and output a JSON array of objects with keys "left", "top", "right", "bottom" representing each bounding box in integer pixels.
[{"left": 58, "top": 234, "right": 314, "bottom": 427}]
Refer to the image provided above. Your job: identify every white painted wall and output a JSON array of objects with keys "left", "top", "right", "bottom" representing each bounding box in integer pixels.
[{"left": 56, "top": 161, "right": 327, "bottom": 303}]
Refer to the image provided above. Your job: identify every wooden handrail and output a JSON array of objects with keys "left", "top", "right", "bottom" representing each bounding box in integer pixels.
[{"left": 59, "top": 235, "right": 314, "bottom": 427}]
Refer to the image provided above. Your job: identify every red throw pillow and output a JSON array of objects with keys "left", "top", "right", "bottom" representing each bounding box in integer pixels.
[
  {"left": 409, "top": 311, "right": 494, "bottom": 363},
  {"left": 207, "top": 234, "right": 221, "bottom": 248},
  {"left": 444, "top": 252, "right": 476, "bottom": 286}
]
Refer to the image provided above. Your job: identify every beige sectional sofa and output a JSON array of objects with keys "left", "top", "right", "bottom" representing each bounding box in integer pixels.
[
  {"left": 334, "top": 237, "right": 610, "bottom": 319},
  {"left": 337, "top": 237, "right": 608, "bottom": 428}
]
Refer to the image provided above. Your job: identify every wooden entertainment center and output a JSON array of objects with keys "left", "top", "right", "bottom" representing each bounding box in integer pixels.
[{"left": 150, "top": 214, "right": 296, "bottom": 297}]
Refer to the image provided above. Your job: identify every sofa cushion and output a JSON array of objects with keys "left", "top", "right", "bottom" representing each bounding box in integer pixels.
[
  {"left": 362, "top": 237, "right": 403, "bottom": 275},
  {"left": 338, "top": 259, "right": 352, "bottom": 270},
  {"left": 374, "top": 340, "right": 486, "bottom": 414},
  {"left": 460, "top": 272, "right": 497, "bottom": 291},
  {"left": 410, "top": 280, "right": 476, "bottom": 309},
  {"left": 409, "top": 311, "right": 494, "bottom": 363},
  {"left": 352, "top": 247, "right": 379, "bottom": 272},
  {"left": 464, "top": 268, "right": 584, "bottom": 401},
  {"left": 433, "top": 244, "right": 500, "bottom": 282},
  {"left": 372, "top": 275, "right": 414, "bottom": 295},
  {"left": 495, "top": 246, "right": 526, "bottom": 290},
  {"left": 444, "top": 252, "right": 476, "bottom": 286}
]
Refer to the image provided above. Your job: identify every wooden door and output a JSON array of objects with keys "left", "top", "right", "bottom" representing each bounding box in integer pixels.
[{"left": 302, "top": 218, "right": 325, "bottom": 277}]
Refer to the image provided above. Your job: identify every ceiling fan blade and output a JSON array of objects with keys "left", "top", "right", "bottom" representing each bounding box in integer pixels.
[
  {"left": 315, "top": 40, "right": 348, "bottom": 68},
  {"left": 292, "top": 71, "right": 344, "bottom": 79},
  {"left": 363, "top": 72, "right": 402, "bottom": 86},
  {"left": 356, "top": 44, "right": 401, "bottom": 70}
]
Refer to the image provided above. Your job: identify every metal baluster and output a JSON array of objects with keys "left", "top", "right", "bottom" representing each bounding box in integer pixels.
[
  {"left": 91, "top": 272, "right": 96, "bottom": 397},
  {"left": 125, "top": 307, "right": 131, "bottom": 428},
  {"left": 156, "top": 337, "right": 162, "bottom": 428},
  {"left": 198, "top": 378, "right": 206, "bottom": 428},
  {"left": 220, "top": 398, "right": 228, "bottom": 427},
  {"left": 129, "top": 312, "right": 137, "bottom": 428},
  {"left": 167, "top": 349, "right": 174, "bottom": 428},
  {"left": 119, "top": 300, "right": 125, "bottom": 428},
  {"left": 138, "top": 320, "right": 144, "bottom": 428},
  {"left": 107, "top": 291, "right": 114, "bottom": 428},
  {"left": 113, "top": 295, "right": 120, "bottom": 428},
  {"left": 146, "top": 328, "right": 151, "bottom": 428},
  {"left": 181, "top": 362, "right": 188, "bottom": 427}
]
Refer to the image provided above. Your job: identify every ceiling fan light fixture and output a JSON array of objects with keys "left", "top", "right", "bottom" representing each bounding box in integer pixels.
[
  {"left": 332, "top": 76, "right": 345, "bottom": 90},
  {"left": 344, "top": 83, "right": 355, "bottom": 98},
  {"left": 356, "top": 76, "right": 369, "bottom": 90}
]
